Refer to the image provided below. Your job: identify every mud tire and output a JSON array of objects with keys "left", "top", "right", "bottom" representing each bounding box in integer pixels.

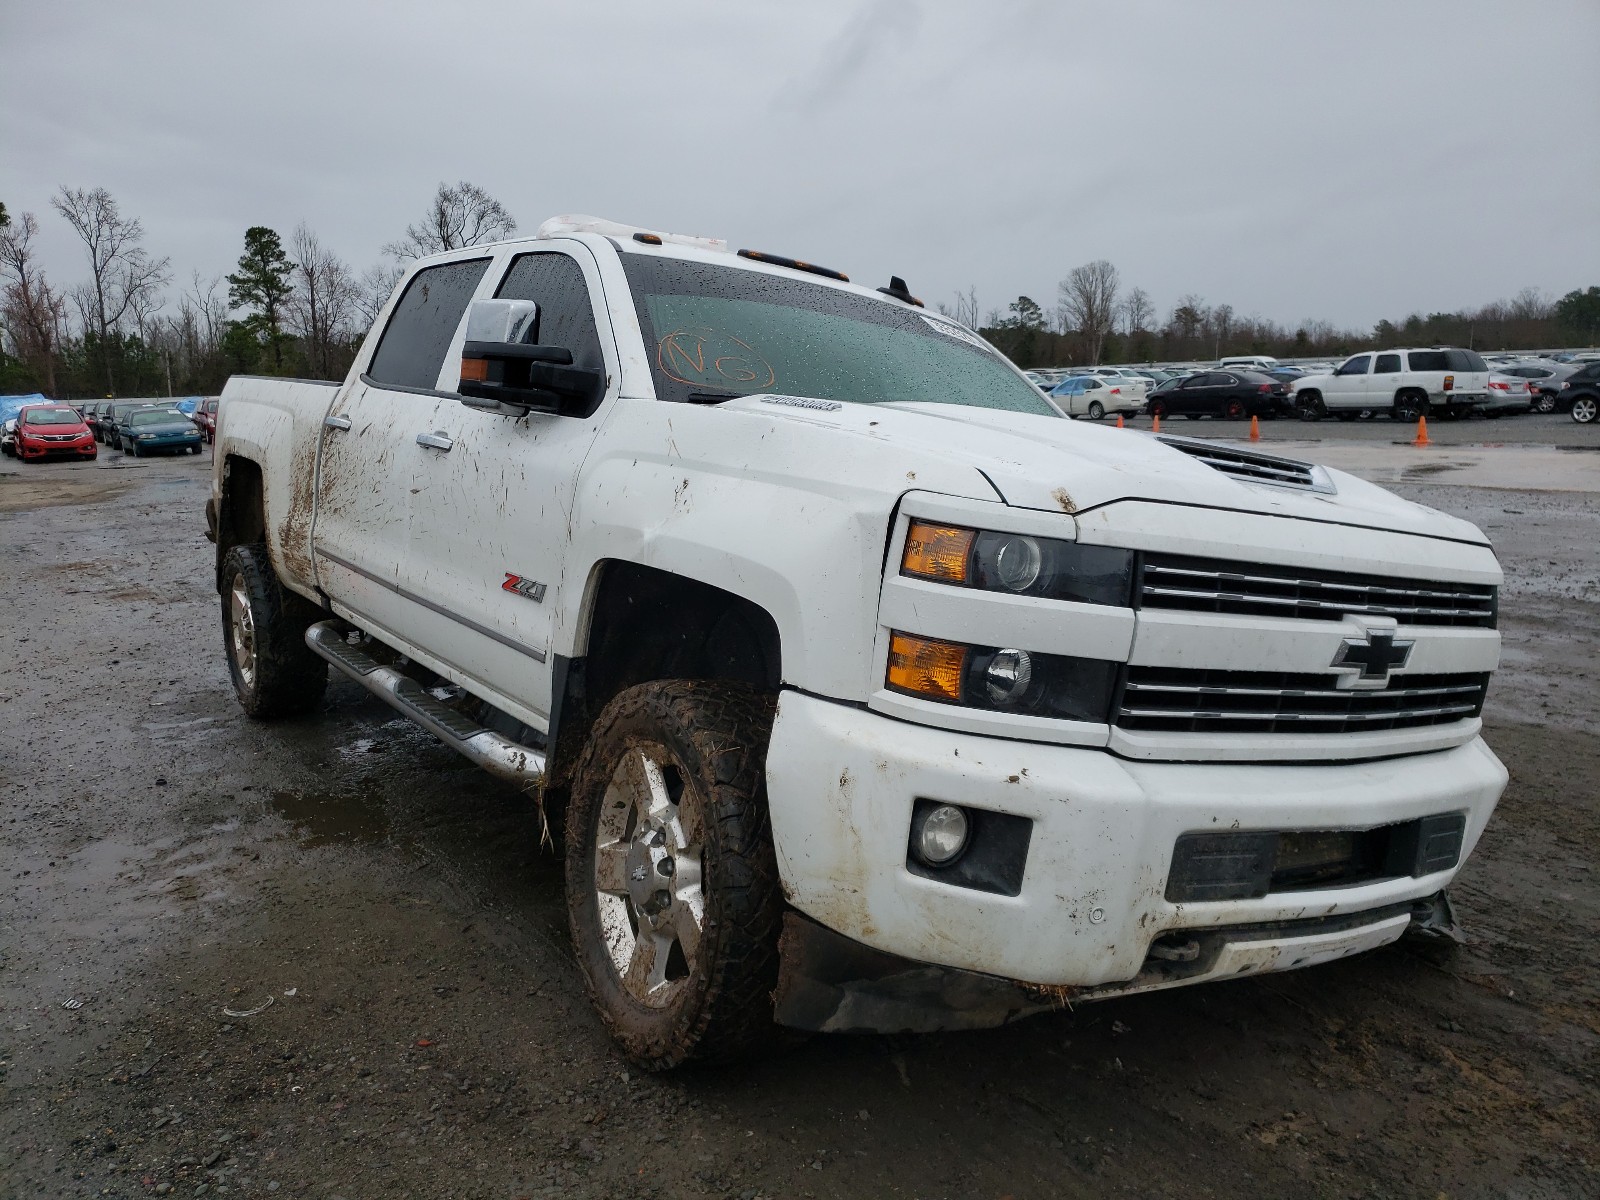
[
  {"left": 565, "top": 680, "right": 784, "bottom": 1070},
  {"left": 220, "top": 543, "right": 327, "bottom": 719}
]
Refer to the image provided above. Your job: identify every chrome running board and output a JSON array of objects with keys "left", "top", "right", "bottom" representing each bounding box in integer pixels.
[{"left": 305, "top": 620, "right": 546, "bottom": 785}]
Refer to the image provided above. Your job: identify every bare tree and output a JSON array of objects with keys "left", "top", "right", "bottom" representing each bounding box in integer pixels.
[
  {"left": 0, "top": 212, "right": 67, "bottom": 394},
  {"left": 1210, "top": 302, "right": 1234, "bottom": 358},
  {"left": 1508, "top": 287, "right": 1551, "bottom": 322},
  {"left": 289, "top": 223, "right": 358, "bottom": 378},
  {"left": 1119, "top": 286, "right": 1154, "bottom": 335},
  {"left": 384, "top": 181, "right": 517, "bottom": 260},
  {"left": 1057, "top": 260, "right": 1120, "bottom": 365},
  {"left": 355, "top": 262, "right": 404, "bottom": 328},
  {"left": 52, "top": 186, "right": 171, "bottom": 394}
]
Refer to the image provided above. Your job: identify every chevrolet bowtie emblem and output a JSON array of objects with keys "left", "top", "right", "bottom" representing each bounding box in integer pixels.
[{"left": 1331, "top": 630, "right": 1414, "bottom": 687}]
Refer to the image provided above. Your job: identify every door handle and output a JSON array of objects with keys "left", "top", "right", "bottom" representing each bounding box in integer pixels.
[
  {"left": 324, "top": 414, "right": 352, "bottom": 431},
  {"left": 415, "top": 431, "right": 454, "bottom": 451}
]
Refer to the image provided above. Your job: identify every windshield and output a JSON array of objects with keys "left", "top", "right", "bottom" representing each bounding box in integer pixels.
[
  {"left": 22, "top": 408, "right": 81, "bottom": 425},
  {"left": 131, "top": 409, "right": 184, "bottom": 426},
  {"left": 618, "top": 253, "right": 1054, "bottom": 416}
]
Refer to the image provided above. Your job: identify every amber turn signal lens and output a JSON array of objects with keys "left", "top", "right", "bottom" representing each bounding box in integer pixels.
[
  {"left": 887, "top": 632, "right": 968, "bottom": 703},
  {"left": 460, "top": 357, "right": 489, "bottom": 383},
  {"left": 901, "top": 522, "right": 974, "bottom": 583}
]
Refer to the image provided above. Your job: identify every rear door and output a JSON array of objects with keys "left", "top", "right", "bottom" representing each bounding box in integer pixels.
[
  {"left": 403, "top": 243, "right": 616, "bottom": 727},
  {"left": 1363, "top": 352, "right": 1404, "bottom": 410},
  {"left": 312, "top": 255, "right": 494, "bottom": 647}
]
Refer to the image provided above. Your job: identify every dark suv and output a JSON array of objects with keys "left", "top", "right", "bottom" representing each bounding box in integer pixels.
[{"left": 1558, "top": 361, "right": 1600, "bottom": 424}]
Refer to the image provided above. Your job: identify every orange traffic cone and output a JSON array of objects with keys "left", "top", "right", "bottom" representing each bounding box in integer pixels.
[
  {"left": 1115, "top": 414, "right": 1124, "bottom": 428},
  {"left": 1249, "top": 415, "right": 1261, "bottom": 441},
  {"left": 1152, "top": 413, "right": 1161, "bottom": 433},
  {"left": 1412, "top": 415, "right": 1431, "bottom": 446}
]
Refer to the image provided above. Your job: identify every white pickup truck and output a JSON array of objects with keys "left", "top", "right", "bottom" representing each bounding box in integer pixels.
[{"left": 209, "top": 216, "right": 1507, "bottom": 1069}]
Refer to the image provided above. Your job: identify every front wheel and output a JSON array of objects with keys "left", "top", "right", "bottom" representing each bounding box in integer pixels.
[
  {"left": 1086, "top": 400, "right": 1104, "bottom": 420},
  {"left": 1149, "top": 400, "right": 1168, "bottom": 421},
  {"left": 1532, "top": 393, "right": 1556, "bottom": 414},
  {"left": 1573, "top": 396, "right": 1598, "bottom": 424},
  {"left": 220, "top": 543, "right": 328, "bottom": 718},
  {"left": 566, "top": 680, "right": 784, "bottom": 1070},
  {"left": 1297, "top": 393, "right": 1325, "bottom": 421}
]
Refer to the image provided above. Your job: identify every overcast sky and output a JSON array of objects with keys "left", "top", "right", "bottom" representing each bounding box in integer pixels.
[{"left": 4, "top": 0, "right": 1598, "bottom": 333}]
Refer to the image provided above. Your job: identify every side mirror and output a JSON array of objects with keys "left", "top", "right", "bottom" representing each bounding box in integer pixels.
[{"left": 457, "top": 298, "right": 603, "bottom": 418}]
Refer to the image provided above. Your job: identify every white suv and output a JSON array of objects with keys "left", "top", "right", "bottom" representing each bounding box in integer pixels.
[{"left": 1290, "top": 349, "right": 1491, "bottom": 421}]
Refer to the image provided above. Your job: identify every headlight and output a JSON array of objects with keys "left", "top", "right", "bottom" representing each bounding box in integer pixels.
[
  {"left": 887, "top": 631, "right": 1117, "bottom": 723},
  {"left": 901, "top": 521, "right": 1133, "bottom": 605},
  {"left": 138, "top": 433, "right": 156, "bottom": 440}
]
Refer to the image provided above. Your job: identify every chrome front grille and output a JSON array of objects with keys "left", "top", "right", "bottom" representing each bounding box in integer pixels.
[
  {"left": 1140, "top": 554, "right": 1497, "bottom": 628},
  {"left": 1116, "top": 667, "right": 1490, "bottom": 735}
]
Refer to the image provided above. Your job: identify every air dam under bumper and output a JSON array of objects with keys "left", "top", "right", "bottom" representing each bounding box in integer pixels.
[{"left": 765, "top": 691, "right": 1506, "bottom": 991}]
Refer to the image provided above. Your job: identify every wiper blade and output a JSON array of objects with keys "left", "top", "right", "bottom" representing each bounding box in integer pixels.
[{"left": 684, "top": 390, "right": 743, "bottom": 404}]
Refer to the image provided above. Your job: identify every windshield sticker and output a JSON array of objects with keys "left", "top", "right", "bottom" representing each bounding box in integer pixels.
[
  {"left": 918, "top": 315, "right": 992, "bottom": 354},
  {"left": 658, "top": 327, "right": 776, "bottom": 391},
  {"left": 758, "top": 395, "right": 842, "bottom": 413}
]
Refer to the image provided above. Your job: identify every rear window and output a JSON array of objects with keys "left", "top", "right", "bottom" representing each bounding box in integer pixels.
[
  {"left": 368, "top": 258, "right": 492, "bottom": 392},
  {"left": 1443, "top": 349, "right": 1488, "bottom": 372}
]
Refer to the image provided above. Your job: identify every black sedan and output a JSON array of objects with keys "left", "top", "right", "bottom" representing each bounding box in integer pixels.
[
  {"left": 1558, "top": 362, "right": 1600, "bottom": 424},
  {"left": 1146, "top": 370, "right": 1289, "bottom": 421}
]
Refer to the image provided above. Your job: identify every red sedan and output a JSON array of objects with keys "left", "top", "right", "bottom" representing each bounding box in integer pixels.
[
  {"left": 15, "top": 404, "right": 97, "bottom": 462},
  {"left": 193, "top": 396, "right": 220, "bottom": 443}
]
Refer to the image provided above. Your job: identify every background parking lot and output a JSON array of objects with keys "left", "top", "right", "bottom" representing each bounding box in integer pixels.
[{"left": 2, "top": 423, "right": 1597, "bottom": 1200}]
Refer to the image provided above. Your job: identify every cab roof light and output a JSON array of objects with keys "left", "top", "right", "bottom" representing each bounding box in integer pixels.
[
  {"left": 736, "top": 249, "right": 849, "bottom": 282},
  {"left": 877, "top": 275, "right": 924, "bottom": 307},
  {"left": 632, "top": 231, "right": 663, "bottom": 245}
]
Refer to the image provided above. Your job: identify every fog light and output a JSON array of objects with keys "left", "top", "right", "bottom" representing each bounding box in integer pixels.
[
  {"left": 984, "top": 648, "right": 1033, "bottom": 705},
  {"left": 913, "top": 804, "right": 969, "bottom": 866}
]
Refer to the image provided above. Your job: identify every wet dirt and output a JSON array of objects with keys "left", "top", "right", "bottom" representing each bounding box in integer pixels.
[{"left": 1, "top": 451, "right": 1596, "bottom": 1199}]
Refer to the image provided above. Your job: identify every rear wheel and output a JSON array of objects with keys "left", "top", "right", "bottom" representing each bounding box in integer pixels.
[
  {"left": 220, "top": 543, "right": 328, "bottom": 718},
  {"left": 1086, "top": 400, "right": 1104, "bottom": 420},
  {"left": 1222, "top": 399, "right": 1246, "bottom": 420},
  {"left": 566, "top": 680, "right": 784, "bottom": 1070},
  {"left": 1573, "top": 396, "right": 1598, "bottom": 424},
  {"left": 1393, "top": 390, "right": 1429, "bottom": 421}
]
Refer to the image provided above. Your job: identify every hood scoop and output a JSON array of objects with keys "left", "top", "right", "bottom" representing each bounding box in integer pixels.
[{"left": 1156, "top": 436, "right": 1335, "bottom": 494}]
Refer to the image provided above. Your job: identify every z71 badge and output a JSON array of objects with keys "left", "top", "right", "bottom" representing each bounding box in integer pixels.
[{"left": 502, "top": 574, "right": 547, "bottom": 603}]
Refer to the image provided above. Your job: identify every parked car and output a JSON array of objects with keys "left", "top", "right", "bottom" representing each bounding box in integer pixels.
[
  {"left": 1146, "top": 369, "right": 1289, "bottom": 420},
  {"left": 1067, "top": 367, "right": 1151, "bottom": 397},
  {"left": 117, "top": 406, "right": 205, "bottom": 455},
  {"left": 1559, "top": 362, "right": 1600, "bottom": 423},
  {"left": 1218, "top": 355, "right": 1280, "bottom": 371},
  {"left": 1044, "top": 374, "right": 1144, "bottom": 419},
  {"left": 1290, "top": 348, "right": 1490, "bottom": 421},
  {"left": 210, "top": 214, "right": 1507, "bottom": 1067},
  {"left": 193, "top": 397, "right": 221, "bottom": 443},
  {"left": 1483, "top": 374, "right": 1532, "bottom": 417},
  {"left": 13, "top": 403, "right": 98, "bottom": 461},
  {"left": 98, "top": 401, "right": 135, "bottom": 444},
  {"left": 1496, "top": 362, "right": 1577, "bottom": 413},
  {"left": 0, "top": 417, "right": 16, "bottom": 457}
]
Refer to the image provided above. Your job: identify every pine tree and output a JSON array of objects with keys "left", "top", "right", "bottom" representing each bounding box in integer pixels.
[{"left": 228, "top": 226, "right": 295, "bottom": 369}]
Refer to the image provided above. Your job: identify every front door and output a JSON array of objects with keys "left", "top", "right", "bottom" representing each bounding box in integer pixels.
[
  {"left": 1325, "top": 354, "right": 1373, "bottom": 408},
  {"left": 404, "top": 244, "right": 616, "bottom": 728}
]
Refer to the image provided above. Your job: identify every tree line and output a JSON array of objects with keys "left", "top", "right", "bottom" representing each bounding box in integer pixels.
[
  {"left": 950, "top": 261, "right": 1600, "bottom": 369},
  {"left": 4, "top": 191, "right": 1598, "bottom": 396},
  {"left": 0, "top": 182, "right": 515, "bottom": 398}
]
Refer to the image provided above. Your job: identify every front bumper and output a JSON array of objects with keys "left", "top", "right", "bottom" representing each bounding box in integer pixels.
[
  {"left": 766, "top": 690, "right": 1506, "bottom": 990},
  {"left": 18, "top": 438, "right": 96, "bottom": 459}
]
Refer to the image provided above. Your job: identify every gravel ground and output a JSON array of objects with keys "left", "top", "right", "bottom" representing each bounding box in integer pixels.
[{"left": 1, "top": 437, "right": 1596, "bottom": 1200}]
